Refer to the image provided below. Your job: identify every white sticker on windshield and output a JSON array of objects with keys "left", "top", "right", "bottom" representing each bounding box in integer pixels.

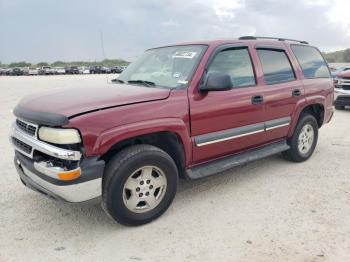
[
  {"left": 177, "top": 80, "right": 188, "bottom": 84},
  {"left": 173, "top": 51, "right": 197, "bottom": 59}
]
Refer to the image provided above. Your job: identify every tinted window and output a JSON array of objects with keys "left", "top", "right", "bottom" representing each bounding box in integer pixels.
[
  {"left": 257, "top": 49, "right": 296, "bottom": 84},
  {"left": 291, "top": 45, "right": 330, "bottom": 78},
  {"left": 208, "top": 48, "right": 256, "bottom": 87}
]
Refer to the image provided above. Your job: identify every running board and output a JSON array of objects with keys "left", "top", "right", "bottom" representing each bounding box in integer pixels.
[{"left": 185, "top": 140, "right": 290, "bottom": 180}]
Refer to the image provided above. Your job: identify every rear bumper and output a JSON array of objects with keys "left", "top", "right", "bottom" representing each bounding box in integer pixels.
[{"left": 14, "top": 152, "right": 105, "bottom": 203}]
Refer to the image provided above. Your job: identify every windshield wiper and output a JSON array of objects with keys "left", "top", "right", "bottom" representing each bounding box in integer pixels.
[
  {"left": 111, "top": 78, "right": 124, "bottom": 83},
  {"left": 128, "top": 80, "right": 156, "bottom": 87}
]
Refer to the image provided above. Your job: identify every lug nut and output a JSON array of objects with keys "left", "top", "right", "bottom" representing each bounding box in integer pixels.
[
  {"left": 136, "top": 187, "right": 140, "bottom": 192},
  {"left": 145, "top": 192, "right": 150, "bottom": 196},
  {"left": 149, "top": 185, "right": 153, "bottom": 189},
  {"left": 140, "top": 181, "right": 144, "bottom": 185},
  {"left": 146, "top": 180, "right": 151, "bottom": 184},
  {"left": 139, "top": 193, "right": 143, "bottom": 197}
]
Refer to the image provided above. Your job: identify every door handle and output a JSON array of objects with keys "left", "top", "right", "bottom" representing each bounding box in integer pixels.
[
  {"left": 251, "top": 95, "right": 264, "bottom": 105},
  {"left": 292, "top": 89, "right": 301, "bottom": 97}
]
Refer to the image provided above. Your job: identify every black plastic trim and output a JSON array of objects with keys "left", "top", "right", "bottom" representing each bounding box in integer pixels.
[
  {"left": 265, "top": 117, "right": 291, "bottom": 129},
  {"left": 194, "top": 116, "right": 291, "bottom": 146},
  {"left": 186, "top": 140, "right": 290, "bottom": 179},
  {"left": 14, "top": 105, "right": 69, "bottom": 126},
  {"left": 255, "top": 44, "right": 285, "bottom": 51},
  {"left": 195, "top": 123, "right": 264, "bottom": 146}
]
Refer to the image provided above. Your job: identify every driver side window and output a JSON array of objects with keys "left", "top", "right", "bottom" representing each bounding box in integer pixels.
[{"left": 207, "top": 48, "right": 256, "bottom": 88}]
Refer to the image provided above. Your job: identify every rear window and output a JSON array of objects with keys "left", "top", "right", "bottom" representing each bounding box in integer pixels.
[
  {"left": 291, "top": 45, "right": 330, "bottom": 79},
  {"left": 257, "top": 49, "right": 296, "bottom": 85}
]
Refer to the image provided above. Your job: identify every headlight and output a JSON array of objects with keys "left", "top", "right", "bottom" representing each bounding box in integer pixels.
[{"left": 38, "top": 127, "right": 81, "bottom": 144}]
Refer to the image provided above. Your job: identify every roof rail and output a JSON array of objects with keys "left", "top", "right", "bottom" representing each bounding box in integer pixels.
[{"left": 238, "top": 36, "right": 309, "bottom": 45}]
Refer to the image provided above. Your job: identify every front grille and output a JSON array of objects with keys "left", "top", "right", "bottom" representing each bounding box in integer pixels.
[
  {"left": 12, "top": 137, "right": 32, "bottom": 154},
  {"left": 16, "top": 119, "right": 37, "bottom": 136},
  {"left": 337, "top": 96, "right": 350, "bottom": 101},
  {"left": 342, "top": 86, "right": 350, "bottom": 90},
  {"left": 342, "top": 77, "right": 350, "bottom": 80}
]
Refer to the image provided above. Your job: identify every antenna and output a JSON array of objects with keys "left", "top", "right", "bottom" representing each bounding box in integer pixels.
[{"left": 99, "top": 30, "right": 108, "bottom": 84}]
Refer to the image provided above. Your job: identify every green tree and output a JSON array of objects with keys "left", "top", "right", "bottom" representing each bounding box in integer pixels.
[
  {"left": 51, "top": 61, "right": 66, "bottom": 67},
  {"left": 9, "top": 61, "right": 31, "bottom": 68},
  {"left": 37, "top": 62, "right": 49, "bottom": 67},
  {"left": 343, "top": 49, "right": 350, "bottom": 62}
]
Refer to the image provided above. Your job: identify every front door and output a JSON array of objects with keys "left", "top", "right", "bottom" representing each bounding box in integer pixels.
[{"left": 188, "top": 45, "right": 266, "bottom": 164}]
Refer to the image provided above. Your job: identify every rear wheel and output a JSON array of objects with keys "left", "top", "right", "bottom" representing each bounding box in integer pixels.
[
  {"left": 102, "top": 145, "right": 178, "bottom": 226},
  {"left": 283, "top": 113, "right": 318, "bottom": 162}
]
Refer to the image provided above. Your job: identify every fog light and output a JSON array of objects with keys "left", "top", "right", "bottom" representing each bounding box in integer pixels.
[{"left": 58, "top": 169, "right": 81, "bottom": 181}]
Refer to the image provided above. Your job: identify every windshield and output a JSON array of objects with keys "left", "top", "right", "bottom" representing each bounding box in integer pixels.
[{"left": 117, "top": 45, "right": 207, "bottom": 89}]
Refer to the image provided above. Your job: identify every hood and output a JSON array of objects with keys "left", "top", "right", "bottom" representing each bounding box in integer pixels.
[
  {"left": 337, "top": 70, "right": 350, "bottom": 78},
  {"left": 14, "top": 83, "right": 171, "bottom": 126}
]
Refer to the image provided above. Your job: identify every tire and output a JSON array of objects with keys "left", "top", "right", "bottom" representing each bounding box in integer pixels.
[
  {"left": 102, "top": 144, "right": 178, "bottom": 226},
  {"left": 282, "top": 113, "right": 318, "bottom": 162},
  {"left": 335, "top": 105, "right": 345, "bottom": 110}
]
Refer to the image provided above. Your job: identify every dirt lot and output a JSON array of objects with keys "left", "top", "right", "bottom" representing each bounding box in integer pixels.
[{"left": 1, "top": 75, "right": 350, "bottom": 262}]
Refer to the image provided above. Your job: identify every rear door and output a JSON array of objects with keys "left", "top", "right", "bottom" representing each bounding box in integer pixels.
[{"left": 253, "top": 45, "right": 304, "bottom": 143}]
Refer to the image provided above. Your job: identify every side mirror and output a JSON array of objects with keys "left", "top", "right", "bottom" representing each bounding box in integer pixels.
[{"left": 199, "top": 72, "right": 232, "bottom": 91}]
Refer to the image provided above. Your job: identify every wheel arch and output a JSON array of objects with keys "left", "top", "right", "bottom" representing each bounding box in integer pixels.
[
  {"left": 288, "top": 100, "right": 325, "bottom": 137},
  {"left": 95, "top": 118, "right": 191, "bottom": 177}
]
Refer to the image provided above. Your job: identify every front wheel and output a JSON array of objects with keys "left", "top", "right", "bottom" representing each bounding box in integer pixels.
[
  {"left": 102, "top": 145, "right": 178, "bottom": 226},
  {"left": 283, "top": 113, "right": 318, "bottom": 162}
]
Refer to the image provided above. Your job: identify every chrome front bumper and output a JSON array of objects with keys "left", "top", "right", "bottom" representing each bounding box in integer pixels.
[{"left": 335, "top": 88, "right": 350, "bottom": 96}]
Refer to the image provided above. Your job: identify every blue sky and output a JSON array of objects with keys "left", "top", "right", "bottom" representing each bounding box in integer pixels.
[{"left": 0, "top": 0, "right": 349, "bottom": 63}]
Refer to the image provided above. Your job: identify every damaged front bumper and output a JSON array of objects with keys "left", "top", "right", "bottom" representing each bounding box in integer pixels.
[{"left": 10, "top": 120, "right": 105, "bottom": 203}]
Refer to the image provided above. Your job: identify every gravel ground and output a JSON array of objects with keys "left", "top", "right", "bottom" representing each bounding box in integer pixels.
[{"left": 1, "top": 75, "right": 350, "bottom": 262}]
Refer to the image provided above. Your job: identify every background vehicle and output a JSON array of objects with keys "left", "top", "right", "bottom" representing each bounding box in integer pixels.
[
  {"left": 54, "top": 67, "right": 66, "bottom": 74},
  {"left": 0, "top": 68, "right": 7, "bottom": 75},
  {"left": 21, "top": 67, "right": 29, "bottom": 75},
  {"left": 28, "top": 68, "right": 39, "bottom": 76},
  {"left": 101, "top": 66, "right": 111, "bottom": 74},
  {"left": 9, "top": 68, "right": 24, "bottom": 76},
  {"left": 89, "top": 66, "right": 103, "bottom": 74},
  {"left": 39, "top": 66, "right": 55, "bottom": 75},
  {"left": 331, "top": 66, "right": 350, "bottom": 78},
  {"left": 111, "top": 66, "right": 123, "bottom": 73},
  {"left": 10, "top": 37, "right": 334, "bottom": 226},
  {"left": 334, "top": 70, "right": 350, "bottom": 109},
  {"left": 78, "top": 66, "right": 90, "bottom": 74},
  {"left": 65, "top": 66, "right": 79, "bottom": 74}
]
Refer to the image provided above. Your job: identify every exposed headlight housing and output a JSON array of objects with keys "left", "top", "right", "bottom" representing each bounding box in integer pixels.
[{"left": 38, "top": 127, "right": 81, "bottom": 144}]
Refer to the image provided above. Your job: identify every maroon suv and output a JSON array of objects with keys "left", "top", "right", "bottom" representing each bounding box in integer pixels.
[{"left": 10, "top": 36, "right": 334, "bottom": 225}]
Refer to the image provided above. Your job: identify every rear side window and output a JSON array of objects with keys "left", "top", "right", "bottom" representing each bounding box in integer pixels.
[
  {"left": 257, "top": 49, "right": 296, "bottom": 85},
  {"left": 291, "top": 45, "right": 330, "bottom": 79},
  {"left": 208, "top": 48, "right": 256, "bottom": 87}
]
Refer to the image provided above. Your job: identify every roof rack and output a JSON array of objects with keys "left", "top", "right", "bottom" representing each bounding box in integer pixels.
[{"left": 238, "top": 36, "right": 309, "bottom": 45}]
